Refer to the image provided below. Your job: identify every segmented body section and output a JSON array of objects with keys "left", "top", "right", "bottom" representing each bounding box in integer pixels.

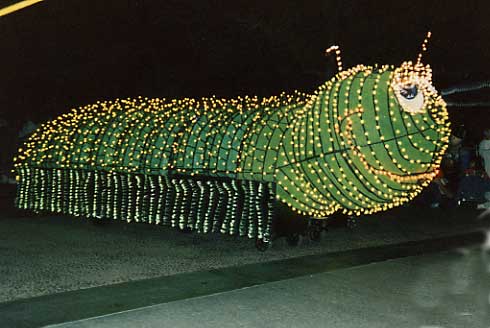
[
  {"left": 14, "top": 93, "right": 308, "bottom": 240},
  {"left": 17, "top": 94, "right": 308, "bottom": 178}
]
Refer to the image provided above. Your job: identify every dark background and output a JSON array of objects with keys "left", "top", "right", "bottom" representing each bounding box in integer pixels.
[{"left": 0, "top": 0, "right": 489, "bottom": 140}]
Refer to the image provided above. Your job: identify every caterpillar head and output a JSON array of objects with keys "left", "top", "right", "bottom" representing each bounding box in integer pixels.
[
  {"left": 336, "top": 62, "right": 449, "bottom": 215},
  {"left": 358, "top": 60, "right": 450, "bottom": 182},
  {"left": 276, "top": 42, "right": 451, "bottom": 217}
]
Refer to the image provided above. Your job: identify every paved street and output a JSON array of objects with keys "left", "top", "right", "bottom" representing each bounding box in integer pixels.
[
  {"left": 1, "top": 185, "right": 490, "bottom": 327},
  {"left": 47, "top": 248, "right": 490, "bottom": 328}
]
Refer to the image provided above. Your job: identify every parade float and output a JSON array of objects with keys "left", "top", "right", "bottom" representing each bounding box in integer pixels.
[{"left": 14, "top": 33, "right": 450, "bottom": 249}]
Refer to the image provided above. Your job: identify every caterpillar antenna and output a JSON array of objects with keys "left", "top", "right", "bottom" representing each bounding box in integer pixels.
[
  {"left": 325, "top": 45, "right": 343, "bottom": 72},
  {"left": 416, "top": 31, "right": 432, "bottom": 65}
]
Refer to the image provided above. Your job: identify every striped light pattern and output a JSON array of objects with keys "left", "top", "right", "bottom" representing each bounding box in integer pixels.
[
  {"left": 14, "top": 61, "right": 450, "bottom": 240},
  {"left": 0, "top": 0, "right": 44, "bottom": 18}
]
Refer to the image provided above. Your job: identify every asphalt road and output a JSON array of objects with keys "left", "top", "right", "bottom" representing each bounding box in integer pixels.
[
  {"left": 0, "top": 184, "right": 489, "bottom": 327},
  {"left": 48, "top": 248, "right": 490, "bottom": 328},
  {"left": 0, "top": 193, "right": 488, "bottom": 303}
]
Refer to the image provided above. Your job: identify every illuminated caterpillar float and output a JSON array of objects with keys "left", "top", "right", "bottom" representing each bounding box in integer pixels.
[{"left": 14, "top": 33, "right": 450, "bottom": 246}]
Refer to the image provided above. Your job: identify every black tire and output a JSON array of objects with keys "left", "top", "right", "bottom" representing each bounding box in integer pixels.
[
  {"left": 346, "top": 217, "right": 357, "bottom": 230},
  {"left": 91, "top": 218, "right": 108, "bottom": 226},
  {"left": 308, "top": 226, "right": 321, "bottom": 241},
  {"left": 255, "top": 238, "right": 270, "bottom": 252},
  {"left": 286, "top": 233, "right": 300, "bottom": 246}
]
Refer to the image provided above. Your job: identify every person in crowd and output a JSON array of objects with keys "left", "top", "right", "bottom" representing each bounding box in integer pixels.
[
  {"left": 443, "top": 125, "right": 471, "bottom": 179},
  {"left": 18, "top": 120, "right": 38, "bottom": 140},
  {"left": 472, "top": 129, "right": 490, "bottom": 209},
  {"left": 423, "top": 169, "right": 452, "bottom": 208},
  {"left": 456, "top": 159, "right": 490, "bottom": 205},
  {"left": 419, "top": 125, "right": 476, "bottom": 208},
  {"left": 478, "top": 128, "right": 490, "bottom": 178},
  {"left": 0, "top": 117, "right": 18, "bottom": 184}
]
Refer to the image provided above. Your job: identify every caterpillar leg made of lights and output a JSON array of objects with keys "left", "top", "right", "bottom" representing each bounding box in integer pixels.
[{"left": 14, "top": 33, "right": 450, "bottom": 249}]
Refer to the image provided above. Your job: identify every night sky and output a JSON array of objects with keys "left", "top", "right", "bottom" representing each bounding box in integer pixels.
[{"left": 0, "top": 0, "right": 489, "bottom": 140}]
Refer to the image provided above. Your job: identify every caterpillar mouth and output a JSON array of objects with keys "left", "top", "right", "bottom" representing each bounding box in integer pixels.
[
  {"left": 362, "top": 164, "right": 437, "bottom": 183},
  {"left": 345, "top": 139, "right": 438, "bottom": 183}
]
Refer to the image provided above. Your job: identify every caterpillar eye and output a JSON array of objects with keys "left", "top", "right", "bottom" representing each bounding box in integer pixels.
[
  {"left": 394, "top": 83, "right": 425, "bottom": 114},
  {"left": 400, "top": 85, "right": 417, "bottom": 100}
]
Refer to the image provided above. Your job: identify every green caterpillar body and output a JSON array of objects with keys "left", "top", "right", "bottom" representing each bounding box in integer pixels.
[{"left": 14, "top": 61, "right": 450, "bottom": 241}]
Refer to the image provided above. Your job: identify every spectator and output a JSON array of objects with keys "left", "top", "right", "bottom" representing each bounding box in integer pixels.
[
  {"left": 478, "top": 128, "right": 490, "bottom": 178},
  {"left": 422, "top": 125, "right": 478, "bottom": 208},
  {"left": 456, "top": 159, "right": 490, "bottom": 204},
  {"left": 443, "top": 125, "right": 471, "bottom": 176},
  {"left": 18, "top": 120, "right": 37, "bottom": 140},
  {"left": 436, "top": 125, "right": 471, "bottom": 202},
  {"left": 0, "top": 117, "right": 18, "bottom": 184}
]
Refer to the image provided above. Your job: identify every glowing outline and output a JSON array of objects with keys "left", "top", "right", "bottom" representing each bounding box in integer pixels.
[{"left": 0, "top": 0, "right": 44, "bottom": 18}]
